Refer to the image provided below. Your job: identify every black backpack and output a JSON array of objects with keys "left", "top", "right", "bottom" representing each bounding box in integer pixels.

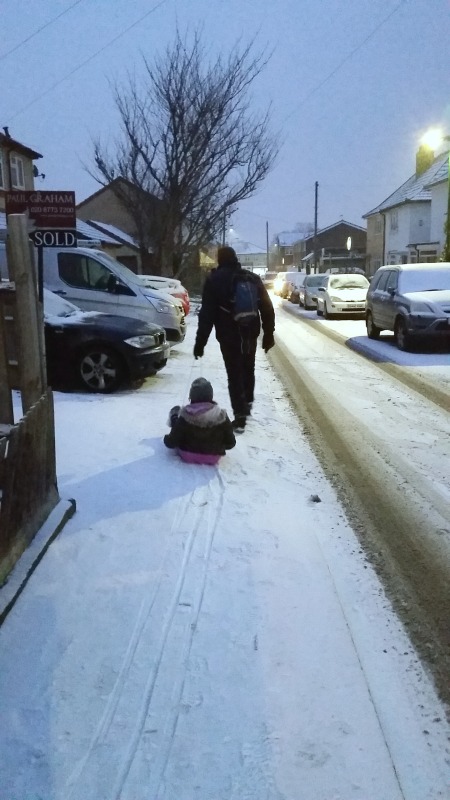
[{"left": 230, "top": 272, "right": 259, "bottom": 325}]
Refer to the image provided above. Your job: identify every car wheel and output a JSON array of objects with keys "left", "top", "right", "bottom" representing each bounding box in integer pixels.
[
  {"left": 394, "top": 317, "right": 412, "bottom": 351},
  {"left": 366, "top": 311, "right": 381, "bottom": 339},
  {"left": 77, "top": 346, "right": 126, "bottom": 393},
  {"left": 323, "top": 302, "right": 332, "bottom": 319},
  {"left": 316, "top": 305, "right": 323, "bottom": 316}
]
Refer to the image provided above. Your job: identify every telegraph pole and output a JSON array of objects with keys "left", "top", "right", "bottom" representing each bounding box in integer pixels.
[
  {"left": 313, "top": 181, "right": 318, "bottom": 274},
  {"left": 266, "top": 221, "right": 269, "bottom": 271}
]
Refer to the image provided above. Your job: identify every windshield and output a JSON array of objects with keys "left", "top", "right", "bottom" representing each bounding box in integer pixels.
[
  {"left": 329, "top": 275, "right": 369, "bottom": 290},
  {"left": 399, "top": 268, "right": 450, "bottom": 293},
  {"left": 95, "top": 250, "right": 143, "bottom": 285},
  {"left": 306, "top": 275, "right": 327, "bottom": 287}
]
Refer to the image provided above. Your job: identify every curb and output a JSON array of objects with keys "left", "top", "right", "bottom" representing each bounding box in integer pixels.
[{"left": 0, "top": 497, "right": 76, "bottom": 626}]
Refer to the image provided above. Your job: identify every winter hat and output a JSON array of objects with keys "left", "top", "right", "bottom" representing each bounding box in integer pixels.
[
  {"left": 217, "top": 246, "right": 238, "bottom": 266},
  {"left": 189, "top": 377, "right": 214, "bottom": 403}
]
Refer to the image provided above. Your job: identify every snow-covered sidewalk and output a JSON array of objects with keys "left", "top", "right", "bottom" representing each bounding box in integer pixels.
[{"left": 0, "top": 318, "right": 449, "bottom": 800}]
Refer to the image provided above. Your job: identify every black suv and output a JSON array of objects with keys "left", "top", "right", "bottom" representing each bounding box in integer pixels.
[{"left": 365, "top": 263, "right": 450, "bottom": 350}]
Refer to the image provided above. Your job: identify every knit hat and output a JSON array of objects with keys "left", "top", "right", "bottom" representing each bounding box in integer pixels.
[
  {"left": 217, "top": 246, "right": 238, "bottom": 266},
  {"left": 189, "top": 377, "right": 214, "bottom": 403}
]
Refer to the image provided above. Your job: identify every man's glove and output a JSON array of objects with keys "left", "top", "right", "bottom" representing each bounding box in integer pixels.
[
  {"left": 262, "top": 332, "right": 275, "bottom": 353},
  {"left": 193, "top": 342, "right": 204, "bottom": 360}
]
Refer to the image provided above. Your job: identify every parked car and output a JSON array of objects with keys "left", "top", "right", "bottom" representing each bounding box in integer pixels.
[
  {"left": 137, "top": 275, "right": 190, "bottom": 315},
  {"left": 274, "top": 271, "right": 307, "bottom": 299},
  {"left": 299, "top": 274, "right": 328, "bottom": 309},
  {"left": 43, "top": 289, "right": 170, "bottom": 392},
  {"left": 316, "top": 273, "right": 369, "bottom": 318},
  {"left": 285, "top": 272, "right": 307, "bottom": 302},
  {"left": 262, "top": 271, "right": 278, "bottom": 289},
  {"left": 273, "top": 272, "right": 287, "bottom": 296},
  {"left": 0, "top": 244, "right": 186, "bottom": 343},
  {"left": 365, "top": 262, "right": 450, "bottom": 351}
]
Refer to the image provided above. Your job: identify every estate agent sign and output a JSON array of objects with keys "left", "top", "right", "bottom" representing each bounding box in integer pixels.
[{"left": 5, "top": 190, "right": 77, "bottom": 247}]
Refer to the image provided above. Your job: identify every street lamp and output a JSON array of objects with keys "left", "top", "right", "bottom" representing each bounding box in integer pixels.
[{"left": 421, "top": 129, "right": 450, "bottom": 261}]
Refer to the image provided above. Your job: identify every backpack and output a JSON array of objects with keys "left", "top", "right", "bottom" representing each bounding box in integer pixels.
[{"left": 230, "top": 273, "right": 259, "bottom": 325}]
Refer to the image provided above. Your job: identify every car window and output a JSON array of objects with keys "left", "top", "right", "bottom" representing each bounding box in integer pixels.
[
  {"left": 373, "top": 271, "right": 390, "bottom": 292},
  {"left": 398, "top": 268, "right": 450, "bottom": 293},
  {"left": 385, "top": 271, "right": 398, "bottom": 292},
  {"left": 58, "top": 253, "right": 113, "bottom": 291},
  {"left": 306, "top": 275, "right": 327, "bottom": 287}
]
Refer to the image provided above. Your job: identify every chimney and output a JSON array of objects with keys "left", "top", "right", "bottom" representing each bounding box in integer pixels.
[
  {"left": 3, "top": 126, "right": 11, "bottom": 138},
  {"left": 415, "top": 144, "right": 435, "bottom": 176}
]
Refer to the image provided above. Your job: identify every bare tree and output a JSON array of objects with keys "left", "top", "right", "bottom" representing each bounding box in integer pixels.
[{"left": 90, "top": 31, "right": 278, "bottom": 276}]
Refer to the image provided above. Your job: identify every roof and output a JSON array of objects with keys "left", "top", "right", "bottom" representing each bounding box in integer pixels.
[
  {"left": 233, "top": 239, "right": 266, "bottom": 255},
  {"left": 76, "top": 177, "right": 161, "bottom": 209},
  {"left": 315, "top": 220, "right": 366, "bottom": 236},
  {"left": 423, "top": 154, "right": 449, "bottom": 189},
  {"left": 86, "top": 220, "right": 139, "bottom": 248},
  {"left": 275, "top": 231, "right": 305, "bottom": 247},
  {"left": 364, "top": 152, "right": 448, "bottom": 217},
  {"left": 0, "top": 131, "right": 42, "bottom": 160},
  {"left": 76, "top": 219, "right": 119, "bottom": 244}
]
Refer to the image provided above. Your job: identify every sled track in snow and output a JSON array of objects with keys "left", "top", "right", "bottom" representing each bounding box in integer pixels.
[{"left": 65, "top": 474, "right": 226, "bottom": 799}]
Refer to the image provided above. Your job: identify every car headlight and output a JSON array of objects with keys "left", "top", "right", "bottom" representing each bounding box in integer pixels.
[
  {"left": 125, "top": 334, "right": 157, "bottom": 349},
  {"left": 409, "top": 301, "right": 433, "bottom": 313},
  {"left": 145, "top": 295, "right": 175, "bottom": 313},
  {"left": 329, "top": 295, "right": 341, "bottom": 302}
]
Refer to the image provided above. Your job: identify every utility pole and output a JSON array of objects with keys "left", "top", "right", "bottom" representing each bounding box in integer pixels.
[
  {"left": 222, "top": 210, "right": 226, "bottom": 246},
  {"left": 313, "top": 181, "right": 318, "bottom": 275},
  {"left": 266, "top": 221, "right": 269, "bottom": 271}
]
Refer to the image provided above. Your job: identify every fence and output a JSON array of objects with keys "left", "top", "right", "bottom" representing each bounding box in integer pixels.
[{"left": 0, "top": 215, "right": 60, "bottom": 585}]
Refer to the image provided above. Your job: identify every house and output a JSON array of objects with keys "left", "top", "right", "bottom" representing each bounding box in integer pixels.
[
  {"left": 299, "top": 221, "right": 367, "bottom": 273},
  {"left": 0, "top": 128, "right": 43, "bottom": 213},
  {"left": 80, "top": 220, "right": 141, "bottom": 271},
  {"left": 232, "top": 240, "right": 267, "bottom": 270},
  {"left": 272, "top": 231, "right": 306, "bottom": 269},
  {"left": 77, "top": 178, "right": 161, "bottom": 272},
  {"left": 363, "top": 147, "right": 449, "bottom": 271}
]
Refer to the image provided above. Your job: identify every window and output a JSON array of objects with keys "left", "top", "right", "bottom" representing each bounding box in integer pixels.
[
  {"left": 374, "top": 271, "right": 391, "bottom": 292},
  {"left": 385, "top": 271, "right": 398, "bottom": 292},
  {"left": 390, "top": 210, "right": 398, "bottom": 231},
  {"left": 10, "top": 155, "right": 25, "bottom": 188},
  {"left": 0, "top": 153, "right": 4, "bottom": 188},
  {"left": 58, "top": 252, "right": 114, "bottom": 291}
]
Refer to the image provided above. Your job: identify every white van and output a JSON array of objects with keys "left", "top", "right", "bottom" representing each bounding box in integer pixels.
[{"left": 0, "top": 244, "right": 186, "bottom": 343}]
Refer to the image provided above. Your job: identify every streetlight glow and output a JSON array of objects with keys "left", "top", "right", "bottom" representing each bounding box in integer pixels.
[{"left": 421, "top": 128, "right": 444, "bottom": 150}]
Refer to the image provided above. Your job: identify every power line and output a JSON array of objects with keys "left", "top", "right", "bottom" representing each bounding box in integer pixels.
[
  {"left": 283, "top": 0, "right": 409, "bottom": 125},
  {"left": 0, "top": 0, "right": 86, "bottom": 63},
  {"left": 9, "top": 0, "right": 169, "bottom": 121}
]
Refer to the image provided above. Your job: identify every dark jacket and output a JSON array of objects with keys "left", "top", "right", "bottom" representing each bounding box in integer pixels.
[
  {"left": 195, "top": 261, "right": 275, "bottom": 349},
  {"left": 164, "top": 402, "right": 236, "bottom": 462}
]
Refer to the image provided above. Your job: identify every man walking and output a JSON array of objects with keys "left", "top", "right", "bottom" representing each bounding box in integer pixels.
[{"left": 193, "top": 246, "right": 275, "bottom": 432}]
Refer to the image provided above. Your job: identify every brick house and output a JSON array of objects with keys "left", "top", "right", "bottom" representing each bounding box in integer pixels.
[{"left": 0, "top": 128, "right": 43, "bottom": 214}]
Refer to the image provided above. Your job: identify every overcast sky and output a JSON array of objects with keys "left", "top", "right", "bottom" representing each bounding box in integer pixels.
[{"left": 2, "top": 0, "right": 449, "bottom": 248}]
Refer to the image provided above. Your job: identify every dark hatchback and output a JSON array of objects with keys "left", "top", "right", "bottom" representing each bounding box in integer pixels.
[{"left": 44, "top": 290, "right": 170, "bottom": 392}]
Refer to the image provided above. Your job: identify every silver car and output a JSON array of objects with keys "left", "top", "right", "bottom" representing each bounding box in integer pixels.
[
  {"left": 365, "top": 262, "right": 450, "bottom": 351},
  {"left": 299, "top": 274, "right": 328, "bottom": 309}
]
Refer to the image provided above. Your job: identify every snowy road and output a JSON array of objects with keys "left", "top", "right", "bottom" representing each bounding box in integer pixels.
[
  {"left": 0, "top": 315, "right": 449, "bottom": 799},
  {"left": 270, "top": 299, "right": 450, "bottom": 697}
]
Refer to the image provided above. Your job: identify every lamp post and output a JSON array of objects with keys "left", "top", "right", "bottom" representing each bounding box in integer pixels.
[{"left": 421, "top": 129, "right": 450, "bottom": 261}]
